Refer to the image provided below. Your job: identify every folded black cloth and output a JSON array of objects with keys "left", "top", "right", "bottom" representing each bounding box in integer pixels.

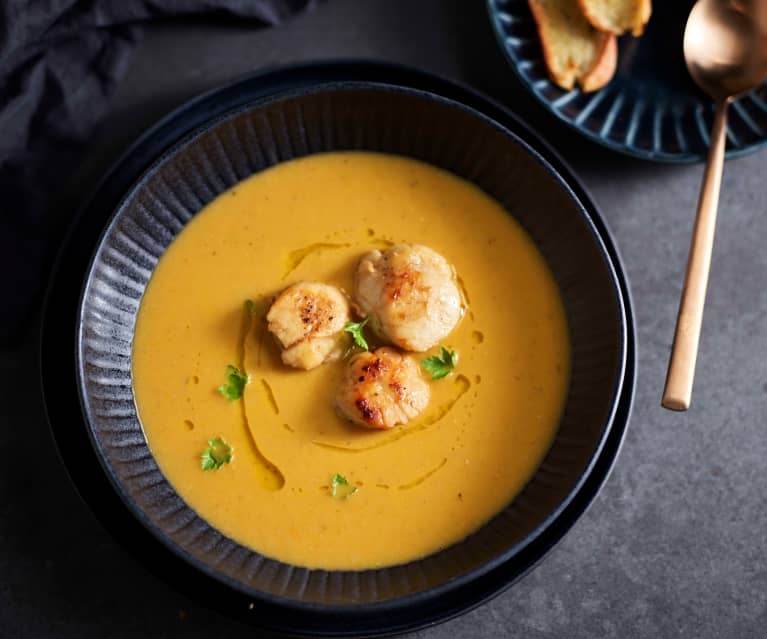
[{"left": 0, "top": 0, "right": 315, "bottom": 342}]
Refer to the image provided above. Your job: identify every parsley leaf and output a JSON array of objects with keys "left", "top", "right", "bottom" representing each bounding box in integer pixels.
[
  {"left": 200, "top": 437, "right": 233, "bottom": 471},
  {"left": 343, "top": 317, "right": 370, "bottom": 350},
  {"left": 331, "top": 473, "right": 358, "bottom": 499},
  {"left": 421, "top": 347, "right": 458, "bottom": 380},
  {"left": 217, "top": 364, "right": 250, "bottom": 401}
]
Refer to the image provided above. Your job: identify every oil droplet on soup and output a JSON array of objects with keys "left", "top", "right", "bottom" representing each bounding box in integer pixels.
[{"left": 132, "top": 152, "right": 570, "bottom": 570}]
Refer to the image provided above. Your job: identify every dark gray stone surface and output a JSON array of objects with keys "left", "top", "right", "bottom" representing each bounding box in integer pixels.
[{"left": 3, "top": 0, "right": 767, "bottom": 637}]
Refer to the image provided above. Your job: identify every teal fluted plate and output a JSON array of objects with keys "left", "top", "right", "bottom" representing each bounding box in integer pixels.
[{"left": 488, "top": 0, "right": 767, "bottom": 163}]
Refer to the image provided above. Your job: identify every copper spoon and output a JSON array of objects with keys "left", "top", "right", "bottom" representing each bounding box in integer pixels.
[{"left": 662, "top": 0, "right": 767, "bottom": 411}]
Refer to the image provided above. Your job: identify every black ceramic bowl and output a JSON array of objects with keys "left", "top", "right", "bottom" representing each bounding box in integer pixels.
[{"left": 42, "top": 63, "right": 633, "bottom": 637}]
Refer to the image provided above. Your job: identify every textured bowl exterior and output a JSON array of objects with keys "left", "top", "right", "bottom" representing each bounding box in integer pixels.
[
  {"left": 76, "top": 84, "right": 627, "bottom": 609},
  {"left": 488, "top": 0, "right": 767, "bottom": 162}
]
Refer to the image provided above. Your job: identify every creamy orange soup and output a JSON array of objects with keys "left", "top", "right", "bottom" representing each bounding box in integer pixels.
[{"left": 132, "top": 152, "right": 570, "bottom": 570}]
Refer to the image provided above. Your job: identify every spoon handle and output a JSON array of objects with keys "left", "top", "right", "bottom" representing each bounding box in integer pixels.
[{"left": 662, "top": 100, "right": 729, "bottom": 411}]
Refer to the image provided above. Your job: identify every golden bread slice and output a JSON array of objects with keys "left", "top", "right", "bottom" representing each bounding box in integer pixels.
[
  {"left": 577, "top": 0, "right": 652, "bottom": 36},
  {"left": 528, "top": 0, "right": 618, "bottom": 92}
]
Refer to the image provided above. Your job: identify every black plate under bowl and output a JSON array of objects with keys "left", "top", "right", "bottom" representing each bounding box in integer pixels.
[{"left": 40, "top": 62, "right": 636, "bottom": 637}]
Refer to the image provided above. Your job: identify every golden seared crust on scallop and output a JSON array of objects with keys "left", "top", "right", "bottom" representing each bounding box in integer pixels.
[
  {"left": 266, "top": 281, "right": 350, "bottom": 370},
  {"left": 336, "top": 347, "right": 430, "bottom": 429},
  {"left": 354, "top": 244, "right": 463, "bottom": 352},
  {"left": 528, "top": 0, "right": 617, "bottom": 92}
]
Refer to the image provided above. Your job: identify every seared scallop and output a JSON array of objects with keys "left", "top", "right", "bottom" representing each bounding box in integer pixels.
[
  {"left": 336, "top": 347, "right": 430, "bottom": 429},
  {"left": 266, "top": 282, "right": 350, "bottom": 370},
  {"left": 354, "top": 244, "right": 463, "bottom": 352}
]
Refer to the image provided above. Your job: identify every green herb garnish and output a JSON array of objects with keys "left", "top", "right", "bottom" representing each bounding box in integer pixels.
[
  {"left": 331, "top": 473, "right": 358, "bottom": 499},
  {"left": 201, "top": 437, "right": 233, "bottom": 470},
  {"left": 421, "top": 347, "right": 458, "bottom": 380},
  {"left": 343, "top": 317, "right": 370, "bottom": 350},
  {"left": 217, "top": 364, "right": 250, "bottom": 401}
]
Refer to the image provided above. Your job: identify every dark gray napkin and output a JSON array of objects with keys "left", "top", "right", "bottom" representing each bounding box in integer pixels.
[{"left": 0, "top": 0, "right": 315, "bottom": 342}]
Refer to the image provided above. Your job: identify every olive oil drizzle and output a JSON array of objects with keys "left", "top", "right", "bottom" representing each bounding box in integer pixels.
[
  {"left": 236, "top": 302, "right": 284, "bottom": 490},
  {"left": 397, "top": 457, "right": 447, "bottom": 490},
  {"left": 283, "top": 242, "right": 350, "bottom": 279}
]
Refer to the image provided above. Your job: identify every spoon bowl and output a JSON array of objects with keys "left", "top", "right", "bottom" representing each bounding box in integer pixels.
[{"left": 684, "top": 0, "right": 767, "bottom": 101}]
